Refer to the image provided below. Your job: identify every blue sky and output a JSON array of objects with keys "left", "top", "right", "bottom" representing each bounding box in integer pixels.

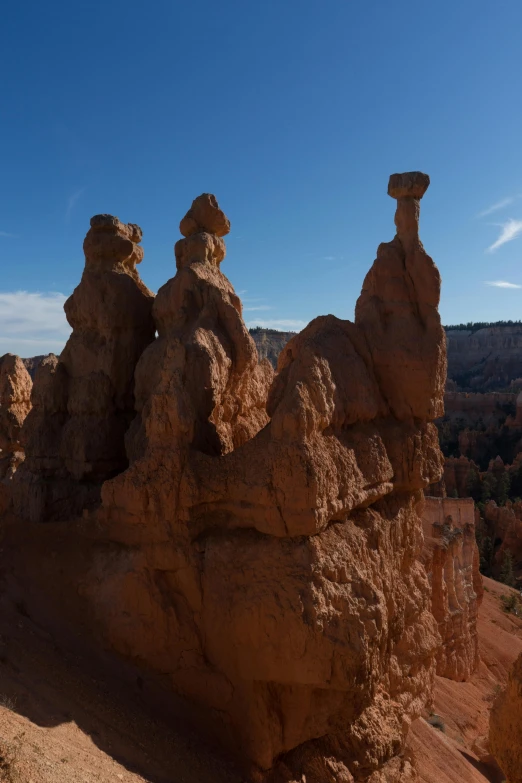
[{"left": 3, "top": 0, "right": 522, "bottom": 355}]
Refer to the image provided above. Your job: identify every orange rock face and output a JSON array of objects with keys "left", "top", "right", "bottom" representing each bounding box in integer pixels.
[
  {"left": 422, "top": 497, "right": 483, "bottom": 681},
  {"left": 13, "top": 216, "right": 155, "bottom": 522},
  {"left": 93, "top": 177, "right": 444, "bottom": 780},
  {"left": 490, "top": 652, "right": 522, "bottom": 783},
  {"left": 0, "top": 354, "right": 32, "bottom": 510},
  {"left": 2, "top": 176, "right": 447, "bottom": 782}
]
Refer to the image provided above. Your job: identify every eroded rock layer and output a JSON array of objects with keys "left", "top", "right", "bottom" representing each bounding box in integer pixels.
[
  {"left": 422, "top": 497, "right": 483, "bottom": 681},
  {"left": 13, "top": 216, "right": 155, "bottom": 521},
  {"left": 94, "top": 175, "right": 445, "bottom": 781},
  {"left": 0, "top": 354, "right": 32, "bottom": 511},
  {"left": 2, "top": 176, "right": 447, "bottom": 782},
  {"left": 490, "top": 652, "right": 522, "bottom": 783}
]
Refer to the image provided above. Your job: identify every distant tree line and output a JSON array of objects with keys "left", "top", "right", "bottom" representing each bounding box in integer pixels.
[{"left": 444, "top": 320, "right": 522, "bottom": 333}]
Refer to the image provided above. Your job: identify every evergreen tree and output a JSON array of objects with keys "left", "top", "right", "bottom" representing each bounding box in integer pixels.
[
  {"left": 495, "top": 472, "right": 511, "bottom": 506},
  {"left": 500, "top": 549, "right": 516, "bottom": 588},
  {"left": 481, "top": 472, "right": 497, "bottom": 503},
  {"left": 479, "top": 536, "right": 493, "bottom": 576},
  {"left": 466, "top": 468, "right": 481, "bottom": 502}
]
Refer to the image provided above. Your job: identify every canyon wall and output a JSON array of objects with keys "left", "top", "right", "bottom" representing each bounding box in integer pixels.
[
  {"left": 490, "top": 652, "right": 522, "bottom": 783},
  {"left": 446, "top": 326, "right": 522, "bottom": 391},
  {"left": 421, "top": 497, "right": 483, "bottom": 681},
  {"left": 2, "top": 174, "right": 448, "bottom": 782}
]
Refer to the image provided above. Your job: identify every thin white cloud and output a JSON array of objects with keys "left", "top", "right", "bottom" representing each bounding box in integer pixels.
[
  {"left": 322, "top": 255, "right": 336, "bottom": 261},
  {"left": 65, "top": 188, "right": 85, "bottom": 222},
  {"left": 477, "top": 197, "right": 516, "bottom": 218},
  {"left": 246, "top": 318, "right": 306, "bottom": 331},
  {"left": 243, "top": 305, "right": 272, "bottom": 311},
  {"left": 0, "top": 231, "right": 17, "bottom": 238},
  {"left": 485, "top": 280, "right": 522, "bottom": 289},
  {"left": 487, "top": 219, "right": 522, "bottom": 252},
  {"left": 0, "top": 291, "right": 71, "bottom": 357}
]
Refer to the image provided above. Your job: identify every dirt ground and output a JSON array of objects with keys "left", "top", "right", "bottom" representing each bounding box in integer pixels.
[
  {"left": 0, "top": 570, "right": 520, "bottom": 783},
  {"left": 408, "top": 576, "right": 522, "bottom": 783},
  {"left": 0, "top": 598, "right": 242, "bottom": 783}
]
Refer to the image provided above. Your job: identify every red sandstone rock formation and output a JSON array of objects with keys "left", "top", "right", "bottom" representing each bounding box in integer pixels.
[
  {"left": 92, "top": 174, "right": 444, "bottom": 781},
  {"left": 442, "top": 455, "right": 477, "bottom": 497},
  {"left": 483, "top": 500, "right": 522, "bottom": 581},
  {"left": 0, "top": 354, "right": 32, "bottom": 511},
  {"left": 1, "top": 175, "right": 447, "bottom": 783},
  {"left": 422, "top": 497, "right": 483, "bottom": 681},
  {"left": 13, "top": 216, "right": 155, "bottom": 522},
  {"left": 490, "top": 652, "right": 522, "bottom": 783}
]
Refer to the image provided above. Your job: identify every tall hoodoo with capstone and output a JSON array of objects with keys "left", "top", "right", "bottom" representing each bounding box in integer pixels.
[
  {"left": 2, "top": 177, "right": 448, "bottom": 783},
  {"left": 13, "top": 215, "right": 155, "bottom": 522},
  {"left": 94, "top": 176, "right": 445, "bottom": 782}
]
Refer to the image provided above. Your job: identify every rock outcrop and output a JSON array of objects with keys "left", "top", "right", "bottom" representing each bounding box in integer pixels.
[
  {"left": 2, "top": 175, "right": 447, "bottom": 782},
  {"left": 13, "top": 216, "right": 155, "bottom": 522},
  {"left": 0, "top": 354, "right": 32, "bottom": 510},
  {"left": 490, "top": 652, "right": 522, "bottom": 783},
  {"left": 422, "top": 497, "right": 483, "bottom": 681},
  {"left": 249, "top": 328, "right": 295, "bottom": 369},
  {"left": 447, "top": 325, "right": 522, "bottom": 391},
  {"left": 95, "top": 174, "right": 445, "bottom": 781}
]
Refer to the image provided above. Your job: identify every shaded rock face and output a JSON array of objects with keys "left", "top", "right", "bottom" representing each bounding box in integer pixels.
[
  {"left": 13, "top": 216, "right": 155, "bottom": 522},
  {"left": 93, "top": 175, "right": 444, "bottom": 781},
  {"left": 490, "top": 652, "right": 522, "bottom": 783},
  {"left": 447, "top": 326, "right": 522, "bottom": 391},
  {"left": 483, "top": 500, "right": 522, "bottom": 580},
  {"left": 0, "top": 354, "right": 32, "bottom": 510},
  {"left": 3, "top": 176, "right": 446, "bottom": 782},
  {"left": 249, "top": 328, "right": 295, "bottom": 369},
  {"left": 421, "top": 497, "right": 483, "bottom": 681}
]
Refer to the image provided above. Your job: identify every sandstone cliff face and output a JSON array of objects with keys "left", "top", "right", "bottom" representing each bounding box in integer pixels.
[
  {"left": 490, "top": 652, "right": 522, "bottom": 783},
  {"left": 92, "top": 174, "right": 444, "bottom": 781},
  {"left": 422, "top": 497, "right": 483, "bottom": 681},
  {"left": 250, "top": 328, "right": 295, "bottom": 369},
  {"left": 0, "top": 354, "right": 32, "bottom": 510},
  {"left": 447, "top": 326, "right": 522, "bottom": 391},
  {"left": 483, "top": 500, "right": 522, "bottom": 580},
  {"left": 2, "top": 175, "right": 447, "bottom": 783},
  {"left": 13, "top": 216, "right": 155, "bottom": 522}
]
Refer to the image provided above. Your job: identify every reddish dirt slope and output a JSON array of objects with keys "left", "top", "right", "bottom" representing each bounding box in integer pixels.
[
  {"left": 0, "top": 573, "right": 520, "bottom": 783},
  {"left": 0, "top": 600, "right": 240, "bottom": 783},
  {"left": 408, "top": 576, "right": 522, "bottom": 783}
]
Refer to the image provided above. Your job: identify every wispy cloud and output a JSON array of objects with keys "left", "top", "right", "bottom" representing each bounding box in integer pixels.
[
  {"left": 65, "top": 188, "right": 85, "bottom": 222},
  {"left": 485, "top": 280, "right": 522, "bottom": 289},
  {"left": 0, "top": 231, "right": 17, "bottom": 238},
  {"left": 243, "top": 305, "right": 272, "bottom": 312},
  {"left": 487, "top": 219, "right": 522, "bottom": 252},
  {"left": 0, "top": 291, "right": 71, "bottom": 357},
  {"left": 477, "top": 197, "right": 517, "bottom": 219},
  {"left": 246, "top": 318, "right": 306, "bottom": 331}
]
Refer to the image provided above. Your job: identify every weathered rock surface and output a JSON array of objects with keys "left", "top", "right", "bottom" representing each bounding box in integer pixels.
[
  {"left": 13, "top": 215, "right": 155, "bottom": 521},
  {"left": 490, "top": 652, "right": 522, "bottom": 783},
  {"left": 0, "top": 354, "right": 32, "bottom": 510},
  {"left": 2, "top": 176, "right": 447, "bottom": 782},
  {"left": 422, "top": 497, "right": 483, "bottom": 681},
  {"left": 249, "top": 328, "right": 295, "bottom": 369},
  {"left": 95, "top": 176, "right": 444, "bottom": 780},
  {"left": 447, "top": 325, "right": 522, "bottom": 391}
]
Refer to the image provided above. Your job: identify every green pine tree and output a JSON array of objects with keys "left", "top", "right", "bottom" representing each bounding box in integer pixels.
[{"left": 500, "top": 549, "right": 516, "bottom": 588}]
